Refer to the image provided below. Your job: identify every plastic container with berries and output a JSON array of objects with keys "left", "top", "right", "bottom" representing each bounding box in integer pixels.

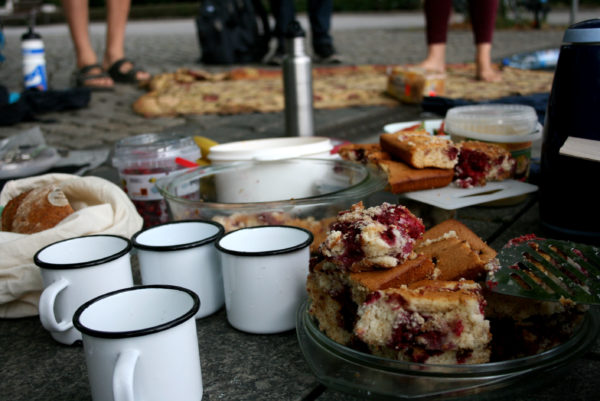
[{"left": 112, "top": 133, "right": 201, "bottom": 228}]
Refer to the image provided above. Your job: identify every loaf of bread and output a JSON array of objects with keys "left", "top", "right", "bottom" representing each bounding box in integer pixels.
[{"left": 1, "top": 186, "right": 75, "bottom": 234}]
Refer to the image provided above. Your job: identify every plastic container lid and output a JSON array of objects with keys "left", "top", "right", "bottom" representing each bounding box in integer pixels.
[
  {"left": 112, "top": 132, "right": 200, "bottom": 171},
  {"left": 445, "top": 104, "right": 539, "bottom": 143},
  {"left": 207, "top": 137, "right": 333, "bottom": 162}
]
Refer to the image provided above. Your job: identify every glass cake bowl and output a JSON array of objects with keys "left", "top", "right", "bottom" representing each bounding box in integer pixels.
[
  {"left": 155, "top": 158, "right": 387, "bottom": 226},
  {"left": 296, "top": 299, "right": 600, "bottom": 400}
]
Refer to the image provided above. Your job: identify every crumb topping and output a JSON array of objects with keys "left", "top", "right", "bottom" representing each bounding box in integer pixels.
[{"left": 320, "top": 202, "right": 425, "bottom": 270}]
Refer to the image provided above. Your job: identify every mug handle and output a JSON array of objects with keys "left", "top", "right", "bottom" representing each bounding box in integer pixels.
[
  {"left": 39, "top": 277, "right": 72, "bottom": 332},
  {"left": 113, "top": 349, "right": 140, "bottom": 401}
]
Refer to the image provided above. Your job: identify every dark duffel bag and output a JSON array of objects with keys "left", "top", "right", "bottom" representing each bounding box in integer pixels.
[{"left": 195, "top": 0, "right": 271, "bottom": 64}]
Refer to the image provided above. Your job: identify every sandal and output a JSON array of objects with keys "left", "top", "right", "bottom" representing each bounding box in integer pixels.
[
  {"left": 107, "top": 58, "right": 150, "bottom": 85},
  {"left": 74, "top": 64, "right": 114, "bottom": 91}
]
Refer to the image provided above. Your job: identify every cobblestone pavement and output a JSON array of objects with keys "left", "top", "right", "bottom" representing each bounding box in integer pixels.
[{"left": 0, "top": 10, "right": 597, "bottom": 156}]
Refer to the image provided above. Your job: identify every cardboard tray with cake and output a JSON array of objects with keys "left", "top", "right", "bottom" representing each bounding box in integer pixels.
[
  {"left": 298, "top": 200, "right": 599, "bottom": 399},
  {"left": 339, "top": 105, "right": 541, "bottom": 210}
]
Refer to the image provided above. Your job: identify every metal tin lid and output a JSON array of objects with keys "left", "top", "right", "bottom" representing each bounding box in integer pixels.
[{"left": 562, "top": 19, "right": 600, "bottom": 43}]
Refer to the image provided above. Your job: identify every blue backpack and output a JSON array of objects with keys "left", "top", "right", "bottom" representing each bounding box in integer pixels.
[{"left": 195, "top": 0, "right": 271, "bottom": 65}]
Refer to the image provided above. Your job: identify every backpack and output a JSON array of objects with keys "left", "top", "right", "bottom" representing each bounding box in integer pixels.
[{"left": 195, "top": 0, "right": 271, "bottom": 65}]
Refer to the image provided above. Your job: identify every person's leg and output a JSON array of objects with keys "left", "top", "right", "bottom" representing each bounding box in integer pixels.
[
  {"left": 308, "top": 0, "right": 333, "bottom": 54},
  {"left": 266, "top": 0, "right": 295, "bottom": 64},
  {"left": 269, "top": 0, "right": 295, "bottom": 53},
  {"left": 469, "top": 0, "right": 501, "bottom": 82},
  {"left": 102, "top": 0, "right": 149, "bottom": 82},
  {"left": 418, "top": 0, "right": 452, "bottom": 73},
  {"left": 61, "top": 0, "right": 113, "bottom": 88}
]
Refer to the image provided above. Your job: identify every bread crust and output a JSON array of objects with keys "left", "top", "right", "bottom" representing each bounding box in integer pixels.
[{"left": 2, "top": 186, "right": 75, "bottom": 234}]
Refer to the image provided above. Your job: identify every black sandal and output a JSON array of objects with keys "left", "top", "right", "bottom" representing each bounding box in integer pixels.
[
  {"left": 107, "top": 58, "right": 150, "bottom": 84},
  {"left": 74, "top": 64, "right": 114, "bottom": 91}
]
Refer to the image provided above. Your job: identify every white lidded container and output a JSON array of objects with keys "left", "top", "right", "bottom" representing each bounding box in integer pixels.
[
  {"left": 207, "top": 137, "right": 335, "bottom": 202},
  {"left": 445, "top": 104, "right": 540, "bottom": 141},
  {"left": 444, "top": 104, "right": 541, "bottom": 181},
  {"left": 207, "top": 136, "right": 334, "bottom": 163}
]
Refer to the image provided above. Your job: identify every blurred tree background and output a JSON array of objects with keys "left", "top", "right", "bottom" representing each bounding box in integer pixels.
[
  {"left": 46, "top": 0, "right": 600, "bottom": 12},
  {"left": 18, "top": 0, "right": 600, "bottom": 26}
]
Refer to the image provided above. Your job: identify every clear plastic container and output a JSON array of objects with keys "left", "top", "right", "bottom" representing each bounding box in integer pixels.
[
  {"left": 112, "top": 133, "right": 201, "bottom": 228},
  {"left": 445, "top": 104, "right": 541, "bottom": 182},
  {"left": 445, "top": 104, "right": 538, "bottom": 138}
]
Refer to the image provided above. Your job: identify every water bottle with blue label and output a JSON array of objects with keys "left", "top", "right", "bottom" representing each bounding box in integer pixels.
[
  {"left": 502, "top": 48, "right": 560, "bottom": 70},
  {"left": 21, "top": 27, "right": 48, "bottom": 91}
]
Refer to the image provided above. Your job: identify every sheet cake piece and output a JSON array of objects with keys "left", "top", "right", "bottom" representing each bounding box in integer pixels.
[
  {"left": 454, "top": 141, "right": 516, "bottom": 188},
  {"left": 415, "top": 219, "right": 497, "bottom": 281},
  {"left": 337, "top": 143, "right": 391, "bottom": 164},
  {"left": 354, "top": 280, "right": 491, "bottom": 364},
  {"left": 307, "top": 255, "right": 437, "bottom": 346},
  {"left": 320, "top": 202, "right": 425, "bottom": 272},
  {"left": 378, "top": 159, "right": 454, "bottom": 194},
  {"left": 380, "top": 131, "right": 459, "bottom": 169}
]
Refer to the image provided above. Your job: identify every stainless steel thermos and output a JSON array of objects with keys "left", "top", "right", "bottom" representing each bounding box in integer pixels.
[
  {"left": 540, "top": 19, "right": 600, "bottom": 243},
  {"left": 21, "top": 27, "right": 48, "bottom": 91},
  {"left": 282, "top": 21, "right": 314, "bottom": 137}
]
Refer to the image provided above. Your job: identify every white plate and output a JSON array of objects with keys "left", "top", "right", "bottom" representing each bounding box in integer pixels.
[
  {"left": 384, "top": 119, "right": 444, "bottom": 135},
  {"left": 402, "top": 180, "right": 538, "bottom": 210}
]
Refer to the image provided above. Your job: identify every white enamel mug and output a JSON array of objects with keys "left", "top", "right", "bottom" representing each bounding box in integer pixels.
[
  {"left": 73, "top": 285, "right": 202, "bottom": 401},
  {"left": 132, "top": 220, "right": 224, "bottom": 319},
  {"left": 215, "top": 225, "right": 313, "bottom": 334},
  {"left": 34, "top": 235, "right": 134, "bottom": 345}
]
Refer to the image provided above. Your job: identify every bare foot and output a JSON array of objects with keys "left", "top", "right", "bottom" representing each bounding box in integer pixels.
[
  {"left": 477, "top": 67, "right": 502, "bottom": 82},
  {"left": 417, "top": 60, "right": 445, "bottom": 74},
  {"left": 418, "top": 43, "right": 446, "bottom": 73}
]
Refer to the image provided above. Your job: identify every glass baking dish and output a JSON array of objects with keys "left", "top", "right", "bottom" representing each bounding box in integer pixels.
[
  {"left": 296, "top": 299, "right": 600, "bottom": 400},
  {"left": 155, "top": 158, "right": 387, "bottom": 223}
]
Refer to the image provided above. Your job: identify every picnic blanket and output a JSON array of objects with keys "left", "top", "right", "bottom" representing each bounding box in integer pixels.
[{"left": 133, "top": 64, "right": 554, "bottom": 118}]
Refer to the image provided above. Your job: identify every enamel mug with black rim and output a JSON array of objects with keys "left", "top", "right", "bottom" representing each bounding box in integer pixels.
[
  {"left": 216, "top": 225, "right": 313, "bottom": 334},
  {"left": 132, "top": 220, "right": 225, "bottom": 319},
  {"left": 73, "top": 285, "right": 202, "bottom": 401},
  {"left": 34, "top": 235, "right": 134, "bottom": 345}
]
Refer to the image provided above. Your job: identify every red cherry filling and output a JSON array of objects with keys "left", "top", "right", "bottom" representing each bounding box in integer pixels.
[
  {"left": 446, "top": 146, "right": 459, "bottom": 161},
  {"left": 455, "top": 148, "right": 490, "bottom": 187}
]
